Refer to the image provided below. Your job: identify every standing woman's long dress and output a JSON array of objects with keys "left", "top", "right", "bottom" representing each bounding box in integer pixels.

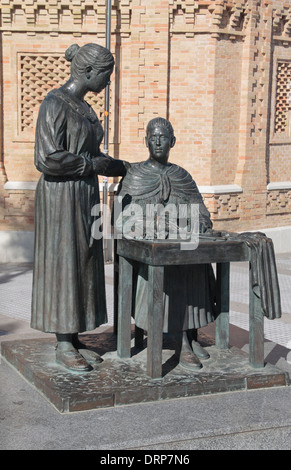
[{"left": 31, "top": 89, "right": 113, "bottom": 333}]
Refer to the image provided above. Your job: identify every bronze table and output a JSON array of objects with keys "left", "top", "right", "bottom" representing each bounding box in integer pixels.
[{"left": 116, "top": 237, "right": 263, "bottom": 379}]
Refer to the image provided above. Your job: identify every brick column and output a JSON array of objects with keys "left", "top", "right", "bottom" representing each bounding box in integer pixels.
[
  {"left": 234, "top": 0, "right": 273, "bottom": 228},
  {"left": 0, "top": 32, "right": 7, "bottom": 228},
  {"left": 120, "top": 0, "right": 170, "bottom": 157}
]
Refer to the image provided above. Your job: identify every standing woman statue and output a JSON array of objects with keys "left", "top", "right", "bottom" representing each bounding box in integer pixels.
[{"left": 31, "top": 43, "right": 128, "bottom": 372}]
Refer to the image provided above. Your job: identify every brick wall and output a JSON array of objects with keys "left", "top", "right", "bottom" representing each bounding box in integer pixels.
[{"left": 0, "top": 0, "right": 291, "bottom": 235}]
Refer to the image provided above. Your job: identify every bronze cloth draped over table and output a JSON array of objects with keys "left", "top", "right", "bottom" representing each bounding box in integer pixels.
[
  {"left": 31, "top": 89, "right": 124, "bottom": 334},
  {"left": 226, "top": 231, "right": 281, "bottom": 320}
]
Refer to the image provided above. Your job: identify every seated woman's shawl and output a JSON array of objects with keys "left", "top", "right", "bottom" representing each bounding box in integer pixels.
[{"left": 116, "top": 162, "right": 212, "bottom": 238}]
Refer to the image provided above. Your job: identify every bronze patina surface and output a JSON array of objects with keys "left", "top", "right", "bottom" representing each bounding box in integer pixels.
[{"left": 2, "top": 329, "right": 288, "bottom": 413}]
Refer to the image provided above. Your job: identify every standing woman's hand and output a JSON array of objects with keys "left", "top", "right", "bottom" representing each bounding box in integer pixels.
[
  {"left": 91, "top": 153, "right": 131, "bottom": 177},
  {"left": 91, "top": 154, "right": 112, "bottom": 174}
]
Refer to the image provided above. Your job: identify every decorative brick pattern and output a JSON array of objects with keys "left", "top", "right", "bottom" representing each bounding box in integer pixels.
[
  {"left": 168, "top": 0, "right": 251, "bottom": 38},
  {"left": 274, "top": 61, "right": 291, "bottom": 134},
  {"left": 267, "top": 189, "right": 291, "bottom": 215},
  {"left": 273, "top": 7, "right": 291, "bottom": 39},
  {"left": 19, "top": 53, "right": 70, "bottom": 133},
  {"left": 2, "top": 191, "right": 35, "bottom": 230},
  {"left": 19, "top": 52, "right": 107, "bottom": 134},
  {"left": 0, "top": 0, "right": 132, "bottom": 35},
  {"left": 204, "top": 193, "right": 241, "bottom": 221}
]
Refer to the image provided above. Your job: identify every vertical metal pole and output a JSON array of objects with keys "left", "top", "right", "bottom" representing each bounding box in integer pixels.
[
  {"left": 103, "top": 0, "right": 111, "bottom": 156},
  {"left": 102, "top": 178, "right": 108, "bottom": 261},
  {"left": 103, "top": 0, "right": 112, "bottom": 261}
]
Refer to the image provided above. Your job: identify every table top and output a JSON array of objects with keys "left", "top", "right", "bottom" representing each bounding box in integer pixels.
[{"left": 116, "top": 237, "right": 250, "bottom": 266}]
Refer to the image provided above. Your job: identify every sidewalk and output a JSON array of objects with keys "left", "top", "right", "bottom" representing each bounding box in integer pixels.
[{"left": 1, "top": 255, "right": 291, "bottom": 450}]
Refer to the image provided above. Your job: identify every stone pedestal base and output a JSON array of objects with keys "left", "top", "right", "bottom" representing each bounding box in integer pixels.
[{"left": 1, "top": 329, "right": 288, "bottom": 413}]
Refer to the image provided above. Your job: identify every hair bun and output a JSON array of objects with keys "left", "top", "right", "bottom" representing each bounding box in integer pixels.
[{"left": 65, "top": 44, "right": 80, "bottom": 62}]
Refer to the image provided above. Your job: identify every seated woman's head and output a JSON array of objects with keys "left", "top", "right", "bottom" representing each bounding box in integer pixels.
[{"left": 145, "top": 118, "right": 176, "bottom": 165}]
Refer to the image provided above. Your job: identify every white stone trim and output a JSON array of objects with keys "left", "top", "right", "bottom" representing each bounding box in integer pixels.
[
  {"left": 267, "top": 181, "right": 291, "bottom": 191},
  {"left": 198, "top": 184, "right": 243, "bottom": 194},
  {"left": 3, "top": 181, "right": 120, "bottom": 192},
  {"left": 4, "top": 181, "right": 37, "bottom": 190}
]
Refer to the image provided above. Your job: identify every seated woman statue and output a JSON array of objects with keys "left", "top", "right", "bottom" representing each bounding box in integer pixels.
[{"left": 115, "top": 117, "right": 217, "bottom": 370}]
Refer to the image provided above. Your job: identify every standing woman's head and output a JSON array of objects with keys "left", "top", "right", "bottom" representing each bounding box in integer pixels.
[{"left": 65, "top": 43, "right": 114, "bottom": 93}]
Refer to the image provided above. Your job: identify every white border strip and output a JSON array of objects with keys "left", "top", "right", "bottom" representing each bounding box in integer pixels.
[
  {"left": 4, "top": 181, "right": 37, "bottom": 190},
  {"left": 267, "top": 181, "right": 291, "bottom": 191},
  {"left": 198, "top": 184, "right": 243, "bottom": 194},
  {"left": 3, "top": 181, "right": 120, "bottom": 192},
  {"left": 8, "top": 181, "right": 291, "bottom": 194}
]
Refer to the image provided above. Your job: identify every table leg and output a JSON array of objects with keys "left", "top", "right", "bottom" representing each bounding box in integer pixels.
[
  {"left": 215, "top": 262, "right": 230, "bottom": 349},
  {"left": 117, "top": 256, "right": 133, "bottom": 358},
  {"left": 147, "top": 265, "right": 164, "bottom": 378},
  {"left": 249, "top": 263, "right": 264, "bottom": 368},
  {"left": 135, "top": 326, "right": 144, "bottom": 350},
  {"left": 113, "top": 239, "right": 118, "bottom": 335}
]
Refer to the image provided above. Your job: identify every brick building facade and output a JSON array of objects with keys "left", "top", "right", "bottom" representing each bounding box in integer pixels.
[{"left": 0, "top": 0, "right": 291, "bottom": 260}]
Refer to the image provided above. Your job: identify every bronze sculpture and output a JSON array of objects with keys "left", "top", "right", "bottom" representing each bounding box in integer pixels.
[
  {"left": 116, "top": 117, "right": 217, "bottom": 370},
  {"left": 31, "top": 43, "right": 128, "bottom": 372},
  {"left": 31, "top": 39, "right": 281, "bottom": 376}
]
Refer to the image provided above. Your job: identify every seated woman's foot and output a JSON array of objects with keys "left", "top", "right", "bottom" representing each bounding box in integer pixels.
[
  {"left": 191, "top": 340, "right": 210, "bottom": 359},
  {"left": 72, "top": 334, "right": 103, "bottom": 364},
  {"left": 179, "top": 350, "right": 202, "bottom": 371},
  {"left": 78, "top": 348, "right": 103, "bottom": 364},
  {"left": 56, "top": 347, "right": 92, "bottom": 372}
]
